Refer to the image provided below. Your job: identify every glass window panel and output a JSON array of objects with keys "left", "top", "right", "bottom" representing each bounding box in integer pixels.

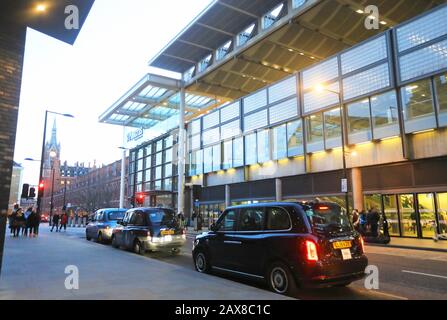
[
  {"left": 165, "top": 148, "right": 172, "bottom": 163},
  {"left": 222, "top": 140, "right": 233, "bottom": 170},
  {"left": 191, "top": 120, "right": 201, "bottom": 135},
  {"left": 244, "top": 90, "right": 267, "bottom": 114},
  {"left": 287, "top": 120, "right": 303, "bottom": 156},
  {"left": 155, "top": 166, "right": 162, "bottom": 180},
  {"left": 396, "top": 6, "right": 447, "bottom": 52},
  {"left": 165, "top": 136, "right": 173, "bottom": 149},
  {"left": 302, "top": 57, "right": 339, "bottom": 90},
  {"left": 129, "top": 162, "right": 135, "bottom": 174},
  {"left": 343, "top": 63, "right": 390, "bottom": 100},
  {"left": 233, "top": 137, "right": 244, "bottom": 167},
  {"left": 137, "top": 171, "right": 143, "bottom": 184},
  {"left": 130, "top": 152, "right": 136, "bottom": 162},
  {"left": 244, "top": 133, "right": 257, "bottom": 165},
  {"left": 137, "top": 149, "right": 144, "bottom": 159},
  {"left": 154, "top": 180, "right": 162, "bottom": 191},
  {"left": 164, "top": 178, "right": 172, "bottom": 191},
  {"left": 341, "top": 36, "right": 388, "bottom": 74},
  {"left": 191, "top": 134, "right": 201, "bottom": 150},
  {"left": 324, "top": 107, "right": 342, "bottom": 141},
  {"left": 303, "top": 82, "right": 340, "bottom": 113},
  {"left": 244, "top": 109, "right": 268, "bottom": 132},
  {"left": 202, "top": 127, "right": 220, "bottom": 146},
  {"left": 401, "top": 79, "right": 435, "bottom": 121},
  {"left": 137, "top": 159, "right": 143, "bottom": 171},
  {"left": 220, "top": 101, "right": 240, "bottom": 123},
  {"left": 156, "top": 140, "right": 163, "bottom": 152},
  {"left": 145, "top": 145, "right": 152, "bottom": 156},
  {"left": 203, "top": 147, "right": 213, "bottom": 173},
  {"left": 221, "top": 120, "right": 241, "bottom": 140},
  {"left": 212, "top": 144, "right": 221, "bottom": 171},
  {"left": 399, "top": 194, "right": 417, "bottom": 238},
  {"left": 383, "top": 195, "right": 400, "bottom": 236},
  {"left": 257, "top": 130, "right": 270, "bottom": 163},
  {"left": 196, "top": 149, "right": 204, "bottom": 175},
  {"left": 306, "top": 113, "right": 324, "bottom": 144},
  {"left": 399, "top": 39, "right": 447, "bottom": 82},
  {"left": 347, "top": 99, "right": 371, "bottom": 134},
  {"left": 203, "top": 111, "right": 220, "bottom": 130},
  {"left": 189, "top": 152, "right": 196, "bottom": 176},
  {"left": 164, "top": 163, "right": 172, "bottom": 178},
  {"left": 292, "top": 0, "right": 306, "bottom": 9},
  {"left": 437, "top": 193, "right": 447, "bottom": 235},
  {"left": 269, "top": 98, "right": 298, "bottom": 125},
  {"left": 145, "top": 156, "right": 151, "bottom": 169},
  {"left": 272, "top": 124, "right": 287, "bottom": 160},
  {"left": 144, "top": 169, "right": 151, "bottom": 182},
  {"left": 268, "top": 76, "right": 297, "bottom": 104},
  {"left": 371, "top": 91, "right": 399, "bottom": 129},
  {"left": 418, "top": 193, "right": 437, "bottom": 238},
  {"left": 434, "top": 74, "right": 447, "bottom": 126},
  {"left": 155, "top": 152, "right": 163, "bottom": 166}
]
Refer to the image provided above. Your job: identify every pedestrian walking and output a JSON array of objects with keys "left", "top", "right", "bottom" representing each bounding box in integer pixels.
[
  {"left": 30, "top": 207, "right": 41, "bottom": 237},
  {"left": 351, "top": 209, "right": 360, "bottom": 231},
  {"left": 13, "top": 208, "right": 24, "bottom": 237},
  {"left": 23, "top": 207, "right": 33, "bottom": 236},
  {"left": 9, "top": 204, "right": 19, "bottom": 235},
  {"left": 59, "top": 211, "right": 68, "bottom": 232},
  {"left": 50, "top": 213, "right": 60, "bottom": 232},
  {"left": 369, "top": 207, "right": 381, "bottom": 237}
]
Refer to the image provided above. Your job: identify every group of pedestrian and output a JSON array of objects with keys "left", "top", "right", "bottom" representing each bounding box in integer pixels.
[
  {"left": 8, "top": 204, "right": 41, "bottom": 238},
  {"left": 351, "top": 207, "right": 389, "bottom": 238},
  {"left": 50, "top": 211, "right": 68, "bottom": 232}
]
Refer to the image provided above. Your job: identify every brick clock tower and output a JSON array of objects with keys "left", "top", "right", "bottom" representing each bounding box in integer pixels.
[{"left": 41, "top": 119, "right": 62, "bottom": 215}]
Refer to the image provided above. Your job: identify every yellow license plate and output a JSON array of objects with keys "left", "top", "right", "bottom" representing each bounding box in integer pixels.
[
  {"left": 332, "top": 241, "right": 352, "bottom": 249},
  {"left": 161, "top": 230, "right": 174, "bottom": 236}
]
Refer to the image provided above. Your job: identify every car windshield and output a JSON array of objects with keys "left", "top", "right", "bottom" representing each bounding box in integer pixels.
[
  {"left": 147, "top": 210, "right": 175, "bottom": 225},
  {"left": 304, "top": 203, "right": 352, "bottom": 233},
  {"left": 108, "top": 211, "right": 125, "bottom": 221}
]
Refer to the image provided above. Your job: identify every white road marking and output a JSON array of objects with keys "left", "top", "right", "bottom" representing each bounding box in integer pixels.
[{"left": 402, "top": 270, "right": 447, "bottom": 280}]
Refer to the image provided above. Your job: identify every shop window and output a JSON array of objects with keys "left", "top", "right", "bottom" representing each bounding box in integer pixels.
[
  {"left": 436, "top": 193, "right": 447, "bottom": 235},
  {"left": 287, "top": 120, "right": 303, "bottom": 156},
  {"left": 347, "top": 99, "right": 372, "bottom": 144},
  {"left": 399, "top": 194, "right": 417, "bottom": 238},
  {"left": 324, "top": 107, "right": 342, "bottom": 149},
  {"left": 305, "top": 113, "right": 324, "bottom": 152},
  {"left": 272, "top": 124, "right": 287, "bottom": 160},
  {"left": 233, "top": 137, "right": 244, "bottom": 167},
  {"left": 244, "top": 133, "right": 257, "bottom": 165},
  {"left": 434, "top": 74, "right": 447, "bottom": 126},
  {"left": 222, "top": 140, "right": 233, "bottom": 170},
  {"left": 417, "top": 193, "right": 437, "bottom": 238},
  {"left": 370, "top": 90, "right": 399, "bottom": 139},
  {"left": 257, "top": 129, "right": 270, "bottom": 163},
  {"left": 401, "top": 79, "right": 436, "bottom": 133}
]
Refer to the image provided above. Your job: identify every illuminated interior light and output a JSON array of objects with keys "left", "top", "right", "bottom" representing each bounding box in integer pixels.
[
  {"left": 36, "top": 4, "right": 47, "bottom": 12},
  {"left": 288, "top": 48, "right": 294, "bottom": 52},
  {"left": 380, "top": 135, "right": 399, "bottom": 141},
  {"left": 355, "top": 9, "right": 364, "bottom": 14},
  {"left": 380, "top": 21, "right": 387, "bottom": 25},
  {"left": 310, "top": 56, "right": 315, "bottom": 59}
]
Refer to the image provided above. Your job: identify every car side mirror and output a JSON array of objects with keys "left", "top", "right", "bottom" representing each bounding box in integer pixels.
[
  {"left": 210, "top": 223, "right": 218, "bottom": 232},
  {"left": 117, "top": 219, "right": 123, "bottom": 225}
]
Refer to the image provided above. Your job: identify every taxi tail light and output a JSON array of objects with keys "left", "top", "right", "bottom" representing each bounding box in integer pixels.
[
  {"left": 305, "top": 240, "right": 319, "bottom": 262},
  {"left": 359, "top": 237, "right": 365, "bottom": 253}
]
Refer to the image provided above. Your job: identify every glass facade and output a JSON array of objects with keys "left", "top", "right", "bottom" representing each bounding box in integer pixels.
[
  {"left": 434, "top": 74, "right": 447, "bottom": 126},
  {"left": 272, "top": 124, "right": 287, "bottom": 160},
  {"left": 244, "top": 133, "right": 257, "bottom": 165},
  {"left": 324, "top": 107, "right": 342, "bottom": 149},
  {"left": 287, "top": 120, "right": 303, "bottom": 156},
  {"left": 305, "top": 113, "right": 324, "bottom": 152},
  {"left": 347, "top": 99, "right": 371, "bottom": 144},
  {"left": 257, "top": 130, "right": 270, "bottom": 163}
]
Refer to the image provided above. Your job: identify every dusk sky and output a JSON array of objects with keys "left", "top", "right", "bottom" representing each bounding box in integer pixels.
[{"left": 14, "top": 0, "right": 213, "bottom": 185}]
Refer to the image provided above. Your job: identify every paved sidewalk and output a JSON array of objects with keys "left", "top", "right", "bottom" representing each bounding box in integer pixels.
[{"left": 0, "top": 226, "right": 291, "bottom": 300}]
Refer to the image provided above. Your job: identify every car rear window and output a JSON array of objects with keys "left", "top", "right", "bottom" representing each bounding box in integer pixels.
[
  {"left": 304, "top": 203, "right": 352, "bottom": 233},
  {"left": 266, "top": 207, "right": 291, "bottom": 230},
  {"left": 108, "top": 211, "right": 125, "bottom": 221},
  {"left": 148, "top": 209, "right": 175, "bottom": 224}
]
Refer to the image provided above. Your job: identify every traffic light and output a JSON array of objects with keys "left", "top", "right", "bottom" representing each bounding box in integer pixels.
[
  {"left": 21, "top": 184, "right": 29, "bottom": 199},
  {"left": 38, "top": 182, "right": 45, "bottom": 198},
  {"left": 29, "top": 187, "right": 36, "bottom": 198},
  {"left": 136, "top": 193, "right": 145, "bottom": 205}
]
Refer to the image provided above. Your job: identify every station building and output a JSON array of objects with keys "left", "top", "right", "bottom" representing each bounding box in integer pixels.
[{"left": 100, "top": 0, "right": 447, "bottom": 240}]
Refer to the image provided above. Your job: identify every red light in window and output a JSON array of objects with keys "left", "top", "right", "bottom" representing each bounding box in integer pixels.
[
  {"left": 305, "top": 240, "right": 318, "bottom": 261},
  {"left": 316, "top": 205, "right": 329, "bottom": 210}
]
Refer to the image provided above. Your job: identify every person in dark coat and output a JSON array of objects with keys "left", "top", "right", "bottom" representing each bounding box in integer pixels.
[
  {"left": 51, "top": 213, "right": 60, "bottom": 232},
  {"left": 368, "top": 207, "right": 381, "bottom": 237},
  {"left": 59, "top": 212, "right": 68, "bottom": 232},
  {"left": 9, "top": 204, "right": 19, "bottom": 235}
]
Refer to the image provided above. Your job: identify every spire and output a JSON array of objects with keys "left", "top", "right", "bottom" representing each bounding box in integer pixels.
[{"left": 50, "top": 118, "right": 58, "bottom": 148}]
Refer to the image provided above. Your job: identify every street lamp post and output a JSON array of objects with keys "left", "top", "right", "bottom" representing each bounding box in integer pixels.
[
  {"left": 314, "top": 84, "right": 350, "bottom": 214},
  {"left": 36, "top": 111, "right": 74, "bottom": 215},
  {"left": 118, "top": 146, "right": 129, "bottom": 209}
]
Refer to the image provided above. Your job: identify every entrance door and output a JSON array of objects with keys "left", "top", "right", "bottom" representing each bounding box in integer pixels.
[
  {"left": 417, "top": 193, "right": 437, "bottom": 238},
  {"left": 383, "top": 195, "right": 400, "bottom": 236},
  {"left": 399, "top": 194, "right": 418, "bottom": 237}
]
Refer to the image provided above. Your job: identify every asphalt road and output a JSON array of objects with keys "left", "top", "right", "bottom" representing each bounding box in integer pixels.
[
  {"left": 62, "top": 226, "right": 447, "bottom": 300},
  {"left": 3, "top": 225, "right": 446, "bottom": 300}
]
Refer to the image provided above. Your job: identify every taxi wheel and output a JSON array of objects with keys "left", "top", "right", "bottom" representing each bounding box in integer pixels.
[
  {"left": 133, "top": 240, "right": 144, "bottom": 255},
  {"left": 171, "top": 248, "right": 181, "bottom": 255},
  {"left": 267, "top": 262, "right": 297, "bottom": 296},
  {"left": 194, "top": 251, "right": 211, "bottom": 273},
  {"left": 111, "top": 236, "right": 119, "bottom": 248}
]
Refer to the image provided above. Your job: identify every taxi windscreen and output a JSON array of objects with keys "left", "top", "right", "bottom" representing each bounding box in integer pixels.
[{"left": 304, "top": 203, "right": 353, "bottom": 233}]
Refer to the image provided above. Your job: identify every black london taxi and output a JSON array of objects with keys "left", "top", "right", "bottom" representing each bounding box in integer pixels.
[
  {"left": 111, "top": 207, "right": 186, "bottom": 254},
  {"left": 192, "top": 201, "right": 368, "bottom": 295}
]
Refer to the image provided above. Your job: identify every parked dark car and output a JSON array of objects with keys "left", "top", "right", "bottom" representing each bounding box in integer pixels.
[
  {"left": 86, "top": 208, "right": 127, "bottom": 243},
  {"left": 111, "top": 207, "right": 186, "bottom": 254},
  {"left": 192, "top": 202, "right": 368, "bottom": 295}
]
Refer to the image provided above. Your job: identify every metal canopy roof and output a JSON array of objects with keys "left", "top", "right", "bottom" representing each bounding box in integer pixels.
[
  {"left": 99, "top": 74, "right": 225, "bottom": 128},
  {"left": 149, "top": 0, "right": 445, "bottom": 101}
]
